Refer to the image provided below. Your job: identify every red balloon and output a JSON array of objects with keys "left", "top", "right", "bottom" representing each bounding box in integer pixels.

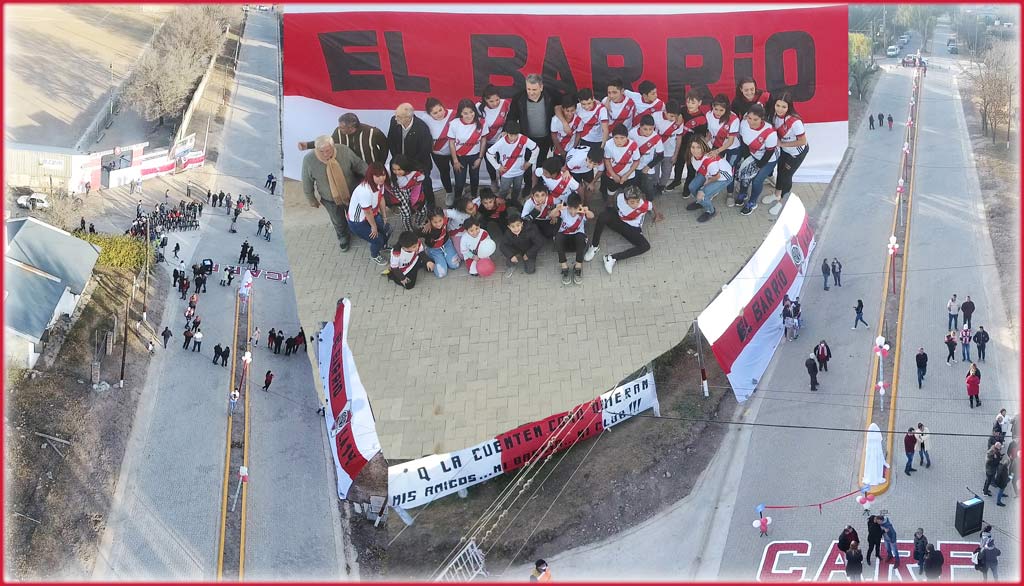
[
  {"left": 476, "top": 258, "right": 496, "bottom": 277},
  {"left": 857, "top": 496, "right": 867, "bottom": 505},
  {"left": 760, "top": 518, "right": 768, "bottom": 528},
  {"left": 866, "top": 493, "right": 876, "bottom": 502}
]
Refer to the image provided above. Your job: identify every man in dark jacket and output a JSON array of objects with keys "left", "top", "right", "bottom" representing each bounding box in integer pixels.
[
  {"left": 387, "top": 103, "right": 436, "bottom": 208},
  {"left": 961, "top": 295, "right": 976, "bottom": 328},
  {"left": 805, "top": 352, "right": 819, "bottom": 391},
  {"left": 499, "top": 216, "right": 545, "bottom": 274},
  {"left": 973, "top": 326, "right": 990, "bottom": 361},
  {"left": 510, "top": 73, "right": 564, "bottom": 191},
  {"left": 821, "top": 259, "right": 831, "bottom": 291},
  {"left": 865, "top": 515, "right": 884, "bottom": 565},
  {"left": 916, "top": 347, "right": 928, "bottom": 388},
  {"left": 298, "top": 113, "right": 388, "bottom": 171},
  {"left": 922, "top": 544, "right": 944, "bottom": 580},
  {"left": 815, "top": 340, "right": 832, "bottom": 372}
]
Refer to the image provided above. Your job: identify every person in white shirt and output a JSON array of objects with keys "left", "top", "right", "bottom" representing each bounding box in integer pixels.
[
  {"left": 565, "top": 145, "right": 604, "bottom": 205},
  {"left": 548, "top": 193, "right": 594, "bottom": 285},
  {"left": 630, "top": 80, "right": 664, "bottom": 126},
  {"left": 707, "top": 94, "right": 742, "bottom": 202},
  {"left": 764, "top": 92, "right": 810, "bottom": 216},
  {"left": 459, "top": 216, "right": 496, "bottom": 276},
  {"left": 604, "top": 78, "right": 637, "bottom": 133},
  {"left": 387, "top": 231, "right": 434, "bottom": 290},
  {"left": 628, "top": 115, "right": 665, "bottom": 201},
  {"left": 683, "top": 139, "right": 733, "bottom": 223},
  {"left": 551, "top": 95, "right": 578, "bottom": 158},
  {"left": 347, "top": 162, "right": 393, "bottom": 264},
  {"left": 534, "top": 157, "right": 579, "bottom": 205},
  {"left": 421, "top": 209, "right": 460, "bottom": 278},
  {"left": 521, "top": 184, "right": 559, "bottom": 239},
  {"left": 652, "top": 100, "right": 685, "bottom": 193},
  {"left": 602, "top": 124, "right": 641, "bottom": 198},
  {"left": 423, "top": 97, "right": 457, "bottom": 204},
  {"left": 448, "top": 98, "right": 486, "bottom": 200},
  {"left": 735, "top": 104, "right": 779, "bottom": 216},
  {"left": 485, "top": 119, "right": 539, "bottom": 205},
  {"left": 571, "top": 88, "right": 608, "bottom": 148},
  {"left": 479, "top": 84, "right": 512, "bottom": 186},
  {"left": 585, "top": 185, "right": 662, "bottom": 274}
]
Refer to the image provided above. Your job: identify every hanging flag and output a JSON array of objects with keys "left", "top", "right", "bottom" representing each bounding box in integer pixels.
[{"left": 238, "top": 269, "right": 254, "bottom": 298}]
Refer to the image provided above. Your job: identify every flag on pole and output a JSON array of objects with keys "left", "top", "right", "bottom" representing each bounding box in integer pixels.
[{"left": 238, "top": 269, "right": 254, "bottom": 298}]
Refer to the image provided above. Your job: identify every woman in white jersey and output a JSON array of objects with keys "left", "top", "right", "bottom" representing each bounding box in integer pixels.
[
  {"left": 478, "top": 84, "right": 511, "bottom": 188},
  {"left": 447, "top": 98, "right": 486, "bottom": 201},
  {"left": 706, "top": 94, "right": 741, "bottom": 203},
  {"left": 424, "top": 97, "right": 457, "bottom": 205},
  {"left": 764, "top": 93, "right": 809, "bottom": 216},
  {"left": 346, "top": 162, "right": 393, "bottom": 264},
  {"left": 735, "top": 104, "right": 779, "bottom": 216},
  {"left": 683, "top": 138, "right": 732, "bottom": 223}
]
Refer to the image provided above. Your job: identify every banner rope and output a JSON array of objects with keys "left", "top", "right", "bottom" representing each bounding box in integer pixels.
[{"left": 763, "top": 488, "right": 863, "bottom": 512}]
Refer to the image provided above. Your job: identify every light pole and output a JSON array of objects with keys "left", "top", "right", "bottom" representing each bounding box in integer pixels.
[
  {"left": 142, "top": 215, "right": 150, "bottom": 323},
  {"left": 109, "top": 63, "right": 114, "bottom": 117}
]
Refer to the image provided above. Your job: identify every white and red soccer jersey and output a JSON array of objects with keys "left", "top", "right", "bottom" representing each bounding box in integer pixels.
[
  {"left": 447, "top": 118, "right": 483, "bottom": 156},
  {"left": 459, "top": 228, "right": 493, "bottom": 260},
  {"left": 706, "top": 112, "right": 741, "bottom": 151},
  {"left": 480, "top": 98, "right": 512, "bottom": 142},
  {"left": 445, "top": 208, "right": 470, "bottom": 235},
  {"left": 485, "top": 134, "right": 538, "bottom": 179},
  {"left": 740, "top": 119, "right": 780, "bottom": 163},
  {"left": 395, "top": 171, "right": 424, "bottom": 190},
  {"left": 571, "top": 103, "right": 608, "bottom": 144},
  {"left": 521, "top": 194, "right": 557, "bottom": 221},
  {"left": 628, "top": 128, "right": 664, "bottom": 175},
  {"left": 653, "top": 111, "right": 685, "bottom": 159},
  {"left": 565, "top": 144, "right": 602, "bottom": 175},
  {"left": 551, "top": 115, "right": 575, "bottom": 152},
  {"left": 604, "top": 139, "right": 641, "bottom": 180},
  {"left": 690, "top": 154, "right": 730, "bottom": 180},
  {"left": 604, "top": 94, "right": 637, "bottom": 131},
  {"left": 626, "top": 89, "right": 665, "bottom": 127},
  {"left": 422, "top": 109, "right": 455, "bottom": 155},
  {"left": 534, "top": 168, "right": 579, "bottom": 204},
  {"left": 347, "top": 183, "right": 384, "bottom": 223},
  {"left": 615, "top": 192, "right": 653, "bottom": 228},
  {"left": 774, "top": 114, "right": 808, "bottom": 157},
  {"left": 390, "top": 242, "right": 425, "bottom": 275},
  {"left": 557, "top": 206, "right": 586, "bottom": 235}
]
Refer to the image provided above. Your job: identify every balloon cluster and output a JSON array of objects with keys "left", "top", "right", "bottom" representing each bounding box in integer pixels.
[
  {"left": 753, "top": 503, "right": 772, "bottom": 536},
  {"left": 887, "top": 236, "right": 901, "bottom": 257},
  {"left": 856, "top": 488, "right": 876, "bottom": 511}
]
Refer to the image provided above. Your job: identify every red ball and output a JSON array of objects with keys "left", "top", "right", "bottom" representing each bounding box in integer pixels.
[{"left": 476, "top": 258, "right": 496, "bottom": 277}]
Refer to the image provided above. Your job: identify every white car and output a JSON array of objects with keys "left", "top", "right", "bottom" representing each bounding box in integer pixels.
[
  {"left": 16, "top": 193, "right": 50, "bottom": 209},
  {"left": 886, "top": 45, "right": 899, "bottom": 57}
]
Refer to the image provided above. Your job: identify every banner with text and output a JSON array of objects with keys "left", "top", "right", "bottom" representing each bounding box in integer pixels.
[
  {"left": 389, "top": 370, "right": 659, "bottom": 509},
  {"left": 317, "top": 298, "right": 382, "bottom": 499},
  {"left": 696, "top": 195, "right": 816, "bottom": 402},
  {"left": 282, "top": 4, "right": 848, "bottom": 182}
]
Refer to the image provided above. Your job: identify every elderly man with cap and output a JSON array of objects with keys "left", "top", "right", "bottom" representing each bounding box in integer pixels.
[
  {"left": 387, "top": 102, "right": 436, "bottom": 208},
  {"left": 301, "top": 136, "right": 367, "bottom": 252},
  {"left": 298, "top": 113, "right": 388, "bottom": 174}
]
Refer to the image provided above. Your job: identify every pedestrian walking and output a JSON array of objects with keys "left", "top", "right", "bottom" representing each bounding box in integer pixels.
[
  {"left": 257, "top": 217, "right": 266, "bottom": 236},
  {"left": 191, "top": 315, "right": 202, "bottom": 332},
  {"left": 530, "top": 559, "right": 552, "bottom": 582},
  {"left": 270, "top": 178, "right": 277, "bottom": 194},
  {"left": 265, "top": 173, "right": 274, "bottom": 190},
  {"left": 188, "top": 293, "right": 199, "bottom": 309},
  {"left": 283, "top": 271, "right": 290, "bottom": 285},
  {"left": 173, "top": 267, "right": 181, "bottom": 288},
  {"left": 220, "top": 345, "right": 230, "bottom": 367},
  {"left": 947, "top": 294, "right": 959, "bottom": 331},
  {"left": 161, "top": 326, "right": 173, "bottom": 348},
  {"left": 192, "top": 329, "right": 204, "bottom": 352},
  {"left": 913, "top": 529, "right": 929, "bottom": 575},
  {"left": 230, "top": 390, "right": 240, "bottom": 414},
  {"left": 285, "top": 335, "right": 295, "bottom": 355},
  {"left": 960, "top": 325, "right": 973, "bottom": 361},
  {"left": 183, "top": 328, "right": 194, "bottom": 349},
  {"left": 273, "top": 330, "right": 284, "bottom": 354},
  {"left": 263, "top": 370, "right": 274, "bottom": 392},
  {"left": 251, "top": 327, "right": 261, "bottom": 348},
  {"left": 915, "top": 347, "right": 928, "bottom": 388},
  {"left": 922, "top": 544, "right": 944, "bottom": 581},
  {"left": 198, "top": 274, "right": 207, "bottom": 293},
  {"left": 221, "top": 266, "right": 230, "bottom": 286},
  {"left": 993, "top": 410, "right": 1007, "bottom": 442},
  {"left": 213, "top": 344, "right": 223, "bottom": 364},
  {"left": 916, "top": 423, "right": 931, "bottom": 468},
  {"left": 879, "top": 516, "right": 900, "bottom": 566},
  {"left": 815, "top": 340, "right": 832, "bottom": 372},
  {"left": 887, "top": 114, "right": 894, "bottom": 130},
  {"left": 983, "top": 443, "right": 1002, "bottom": 495},
  {"left": 239, "top": 240, "right": 250, "bottom": 264},
  {"left": 967, "top": 368, "right": 982, "bottom": 408},
  {"left": 821, "top": 258, "right": 831, "bottom": 290},
  {"left": 994, "top": 454, "right": 1011, "bottom": 507},
  {"left": 805, "top": 352, "right": 819, "bottom": 391},
  {"left": 865, "top": 515, "right": 883, "bottom": 566},
  {"left": 852, "top": 299, "right": 869, "bottom": 329},
  {"left": 147, "top": 339, "right": 155, "bottom": 355},
  {"left": 226, "top": 269, "right": 235, "bottom": 286},
  {"left": 831, "top": 258, "right": 842, "bottom": 287},
  {"left": 974, "top": 325, "right": 990, "bottom": 362},
  {"left": 961, "top": 295, "right": 976, "bottom": 328},
  {"left": 978, "top": 539, "right": 1001, "bottom": 580},
  {"left": 904, "top": 428, "right": 918, "bottom": 475},
  {"left": 267, "top": 328, "right": 276, "bottom": 351},
  {"left": 264, "top": 222, "right": 273, "bottom": 241},
  {"left": 845, "top": 541, "right": 864, "bottom": 582},
  {"left": 877, "top": 112, "right": 884, "bottom": 128},
  {"left": 868, "top": 116, "right": 875, "bottom": 130},
  {"left": 179, "top": 279, "right": 189, "bottom": 300},
  {"left": 945, "top": 331, "right": 958, "bottom": 364},
  {"left": 173, "top": 242, "right": 180, "bottom": 259}
]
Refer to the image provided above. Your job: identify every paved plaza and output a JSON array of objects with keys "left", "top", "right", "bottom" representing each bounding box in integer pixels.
[{"left": 282, "top": 177, "right": 829, "bottom": 459}]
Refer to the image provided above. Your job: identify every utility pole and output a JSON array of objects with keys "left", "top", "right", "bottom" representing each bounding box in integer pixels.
[
  {"left": 119, "top": 274, "right": 137, "bottom": 388},
  {"left": 109, "top": 63, "right": 114, "bottom": 117},
  {"left": 882, "top": 5, "right": 887, "bottom": 48},
  {"left": 142, "top": 216, "right": 150, "bottom": 323}
]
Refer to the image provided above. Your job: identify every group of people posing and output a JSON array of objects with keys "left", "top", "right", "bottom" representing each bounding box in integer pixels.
[{"left": 300, "top": 74, "right": 810, "bottom": 286}]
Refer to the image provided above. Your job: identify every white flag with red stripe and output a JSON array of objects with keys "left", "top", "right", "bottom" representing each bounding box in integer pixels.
[{"left": 238, "top": 269, "right": 254, "bottom": 298}]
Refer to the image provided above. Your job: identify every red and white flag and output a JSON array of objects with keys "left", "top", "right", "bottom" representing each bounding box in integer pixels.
[{"left": 238, "top": 269, "right": 254, "bottom": 298}]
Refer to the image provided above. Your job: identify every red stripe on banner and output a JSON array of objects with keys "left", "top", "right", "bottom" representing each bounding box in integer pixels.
[
  {"left": 497, "top": 398, "right": 604, "bottom": 472},
  {"left": 711, "top": 214, "right": 814, "bottom": 373},
  {"left": 328, "top": 301, "right": 370, "bottom": 485},
  {"left": 283, "top": 7, "right": 848, "bottom": 123}
]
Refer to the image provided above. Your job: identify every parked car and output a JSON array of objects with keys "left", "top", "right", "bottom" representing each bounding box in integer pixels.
[
  {"left": 16, "top": 193, "right": 50, "bottom": 210},
  {"left": 948, "top": 36, "right": 957, "bottom": 47},
  {"left": 948, "top": 44, "right": 959, "bottom": 54},
  {"left": 886, "top": 45, "right": 899, "bottom": 57}
]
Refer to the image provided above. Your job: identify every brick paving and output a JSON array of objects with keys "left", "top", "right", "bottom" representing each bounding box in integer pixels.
[{"left": 282, "top": 179, "right": 828, "bottom": 459}]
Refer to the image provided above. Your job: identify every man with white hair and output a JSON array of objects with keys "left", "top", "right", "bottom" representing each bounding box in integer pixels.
[
  {"left": 301, "top": 137, "right": 367, "bottom": 252},
  {"left": 386, "top": 102, "right": 436, "bottom": 208},
  {"left": 510, "top": 73, "right": 564, "bottom": 191},
  {"left": 297, "top": 112, "right": 388, "bottom": 171}
]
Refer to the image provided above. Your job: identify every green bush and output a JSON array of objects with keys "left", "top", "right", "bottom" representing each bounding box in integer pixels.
[{"left": 76, "top": 233, "right": 153, "bottom": 270}]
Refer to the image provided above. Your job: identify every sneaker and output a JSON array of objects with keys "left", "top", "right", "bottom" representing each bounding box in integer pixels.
[
  {"left": 685, "top": 202, "right": 703, "bottom": 211},
  {"left": 583, "top": 245, "right": 599, "bottom": 262},
  {"left": 561, "top": 268, "right": 572, "bottom": 285},
  {"left": 371, "top": 254, "right": 386, "bottom": 265},
  {"left": 726, "top": 197, "right": 735, "bottom": 207},
  {"left": 339, "top": 240, "right": 351, "bottom": 252},
  {"left": 665, "top": 180, "right": 681, "bottom": 191},
  {"left": 603, "top": 254, "right": 616, "bottom": 274},
  {"left": 681, "top": 191, "right": 694, "bottom": 199},
  {"left": 851, "top": 327, "right": 857, "bottom": 330},
  {"left": 769, "top": 202, "right": 784, "bottom": 216},
  {"left": 697, "top": 211, "right": 716, "bottom": 223},
  {"left": 740, "top": 203, "right": 756, "bottom": 216},
  {"left": 573, "top": 267, "right": 583, "bottom": 285},
  {"left": 761, "top": 193, "right": 780, "bottom": 205}
]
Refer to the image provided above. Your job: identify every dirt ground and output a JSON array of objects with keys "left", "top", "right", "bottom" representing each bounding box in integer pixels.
[
  {"left": 956, "top": 71, "right": 1020, "bottom": 331},
  {"left": 4, "top": 265, "right": 167, "bottom": 580},
  {"left": 385, "top": 331, "right": 734, "bottom": 580}
]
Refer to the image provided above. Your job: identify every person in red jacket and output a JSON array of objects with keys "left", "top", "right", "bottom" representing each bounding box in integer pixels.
[
  {"left": 966, "top": 371, "right": 981, "bottom": 408},
  {"left": 263, "top": 370, "right": 274, "bottom": 392}
]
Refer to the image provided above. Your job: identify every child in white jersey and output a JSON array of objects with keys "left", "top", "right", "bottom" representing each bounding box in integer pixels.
[
  {"left": 459, "top": 216, "right": 496, "bottom": 276},
  {"left": 521, "top": 185, "right": 559, "bottom": 239},
  {"left": 534, "top": 157, "right": 579, "bottom": 204},
  {"left": 421, "top": 209, "right": 461, "bottom": 278},
  {"left": 484, "top": 119, "right": 538, "bottom": 205},
  {"left": 548, "top": 193, "right": 594, "bottom": 285},
  {"left": 565, "top": 145, "right": 605, "bottom": 205},
  {"left": 603, "top": 124, "right": 641, "bottom": 199},
  {"left": 585, "top": 185, "right": 662, "bottom": 274},
  {"left": 386, "top": 231, "right": 434, "bottom": 290},
  {"left": 683, "top": 139, "right": 732, "bottom": 223},
  {"left": 628, "top": 114, "right": 665, "bottom": 201},
  {"left": 478, "top": 84, "right": 511, "bottom": 186},
  {"left": 551, "top": 95, "right": 578, "bottom": 158}
]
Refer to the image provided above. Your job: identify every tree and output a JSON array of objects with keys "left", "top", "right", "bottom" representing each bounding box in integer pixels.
[
  {"left": 967, "top": 42, "right": 1017, "bottom": 140},
  {"left": 849, "top": 33, "right": 872, "bottom": 65},
  {"left": 896, "top": 5, "right": 940, "bottom": 48}
]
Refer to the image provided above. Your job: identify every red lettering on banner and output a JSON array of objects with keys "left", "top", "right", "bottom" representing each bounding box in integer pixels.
[
  {"left": 265, "top": 271, "right": 282, "bottom": 281},
  {"left": 326, "top": 302, "right": 372, "bottom": 489},
  {"left": 497, "top": 398, "right": 603, "bottom": 472},
  {"left": 283, "top": 8, "right": 848, "bottom": 123},
  {"left": 759, "top": 541, "right": 980, "bottom": 582},
  {"left": 757, "top": 541, "right": 811, "bottom": 581},
  {"left": 813, "top": 542, "right": 848, "bottom": 582},
  {"left": 710, "top": 214, "right": 813, "bottom": 373},
  {"left": 249, "top": 269, "right": 262, "bottom": 278}
]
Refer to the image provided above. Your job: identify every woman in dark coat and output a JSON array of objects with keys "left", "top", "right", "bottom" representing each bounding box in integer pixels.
[
  {"left": 845, "top": 541, "right": 864, "bottom": 581},
  {"left": 944, "top": 331, "right": 957, "bottom": 364},
  {"left": 983, "top": 443, "right": 1002, "bottom": 496},
  {"left": 912, "top": 528, "right": 928, "bottom": 574},
  {"left": 922, "top": 544, "right": 944, "bottom": 581},
  {"left": 865, "top": 515, "right": 884, "bottom": 565}
]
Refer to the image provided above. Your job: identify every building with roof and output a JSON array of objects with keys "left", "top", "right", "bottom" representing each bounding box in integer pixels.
[{"left": 4, "top": 216, "right": 100, "bottom": 368}]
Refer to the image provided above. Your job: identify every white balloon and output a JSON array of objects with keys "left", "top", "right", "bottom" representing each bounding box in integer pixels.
[
  {"left": 875, "top": 336, "right": 886, "bottom": 346},
  {"left": 477, "top": 237, "right": 496, "bottom": 257}
]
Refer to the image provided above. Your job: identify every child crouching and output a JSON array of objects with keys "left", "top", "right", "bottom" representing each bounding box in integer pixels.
[{"left": 387, "top": 231, "right": 434, "bottom": 290}]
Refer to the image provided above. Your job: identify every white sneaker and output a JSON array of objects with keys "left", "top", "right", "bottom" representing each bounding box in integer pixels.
[
  {"left": 603, "top": 255, "right": 616, "bottom": 274},
  {"left": 726, "top": 196, "right": 735, "bottom": 207},
  {"left": 583, "top": 245, "right": 599, "bottom": 262},
  {"left": 445, "top": 192, "right": 455, "bottom": 207},
  {"left": 761, "top": 193, "right": 780, "bottom": 205},
  {"left": 769, "top": 202, "right": 784, "bottom": 216}
]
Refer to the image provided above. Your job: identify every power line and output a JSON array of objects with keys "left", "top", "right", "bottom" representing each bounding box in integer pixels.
[{"left": 718, "top": 262, "right": 1000, "bottom": 280}]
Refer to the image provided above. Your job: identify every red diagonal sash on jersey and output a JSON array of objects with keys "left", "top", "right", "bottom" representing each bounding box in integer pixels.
[
  {"left": 659, "top": 118, "right": 683, "bottom": 143},
  {"left": 713, "top": 114, "right": 738, "bottom": 148},
  {"left": 393, "top": 246, "right": 422, "bottom": 275},
  {"left": 432, "top": 111, "right": 457, "bottom": 152},
  {"left": 533, "top": 195, "right": 556, "bottom": 219},
  {"left": 775, "top": 115, "right": 801, "bottom": 140},
  {"left": 429, "top": 227, "right": 448, "bottom": 248},
  {"left": 683, "top": 110, "right": 709, "bottom": 132},
  {"left": 747, "top": 125, "right": 776, "bottom": 153},
  {"left": 637, "top": 134, "right": 662, "bottom": 156},
  {"left": 455, "top": 124, "right": 484, "bottom": 156},
  {"left": 550, "top": 172, "right": 573, "bottom": 200},
  {"left": 500, "top": 136, "right": 528, "bottom": 176},
  {"left": 632, "top": 99, "right": 664, "bottom": 126},
  {"left": 485, "top": 99, "right": 511, "bottom": 141},
  {"left": 696, "top": 155, "right": 721, "bottom": 177},
  {"left": 574, "top": 105, "right": 605, "bottom": 140},
  {"left": 607, "top": 97, "right": 636, "bottom": 129},
  {"left": 560, "top": 212, "right": 584, "bottom": 234},
  {"left": 619, "top": 200, "right": 651, "bottom": 222},
  {"left": 557, "top": 124, "right": 575, "bottom": 151},
  {"left": 609, "top": 141, "right": 639, "bottom": 175}
]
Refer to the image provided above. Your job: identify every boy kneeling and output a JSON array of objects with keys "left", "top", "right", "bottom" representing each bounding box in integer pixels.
[
  {"left": 585, "top": 185, "right": 662, "bottom": 274},
  {"left": 500, "top": 214, "right": 545, "bottom": 274},
  {"left": 387, "top": 231, "right": 434, "bottom": 290}
]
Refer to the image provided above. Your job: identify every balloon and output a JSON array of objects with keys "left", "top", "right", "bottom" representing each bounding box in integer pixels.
[
  {"left": 866, "top": 494, "right": 876, "bottom": 502},
  {"left": 477, "top": 237, "right": 496, "bottom": 257},
  {"left": 475, "top": 258, "right": 496, "bottom": 277},
  {"left": 857, "top": 496, "right": 867, "bottom": 505},
  {"left": 752, "top": 519, "right": 763, "bottom": 529},
  {"left": 876, "top": 336, "right": 886, "bottom": 346},
  {"left": 756, "top": 503, "right": 766, "bottom": 514}
]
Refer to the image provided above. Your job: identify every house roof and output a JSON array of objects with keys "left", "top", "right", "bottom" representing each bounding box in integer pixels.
[
  {"left": 4, "top": 258, "right": 68, "bottom": 342},
  {"left": 6, "top": 216, "right": 100, "bottom": 295}
]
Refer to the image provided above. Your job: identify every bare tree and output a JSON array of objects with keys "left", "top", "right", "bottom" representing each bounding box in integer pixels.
[{"left": 967, "top": 42, "right": 1017, "bottom": 140}]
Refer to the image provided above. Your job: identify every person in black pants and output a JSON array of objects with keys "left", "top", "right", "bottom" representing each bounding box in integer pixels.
[
  {"left": 509, "top": 73, "right": 564, "bottom": 192},
  {"left": 499, "top": 216, "right": 544, "bottom": 274},
  {"left": 387, "top": 103, "right": 436, "bottom": 209},
  {"left": 667, "top": 91, "right": 711, "bottom": 195},
  {"left": 974, "top": 326, "right": 990, "bottom": 361},
  {"left": 865, "top": 515, "right": 883, "bottom": 566},
  {"left": 585, "top": 186, "right": 660, "bottom": 275}
]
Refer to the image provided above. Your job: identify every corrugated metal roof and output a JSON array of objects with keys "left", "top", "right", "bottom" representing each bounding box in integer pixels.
[
  {"left": 4, "top": 259, "right": 67, "bottom": 342},
  {"left": 5, "top": 217, "right": 100, "bottom": 295}
]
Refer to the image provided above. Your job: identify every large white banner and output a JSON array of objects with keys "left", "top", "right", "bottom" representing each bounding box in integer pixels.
[
  {"left": 389, "top": 371, "right": 659, "bottom": 510},
  {"left": 317, "top": 299, "right": 382, "bottom": 499},
  {"left": 696, "top": 196, "right": 816, "bottom": 402}
]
